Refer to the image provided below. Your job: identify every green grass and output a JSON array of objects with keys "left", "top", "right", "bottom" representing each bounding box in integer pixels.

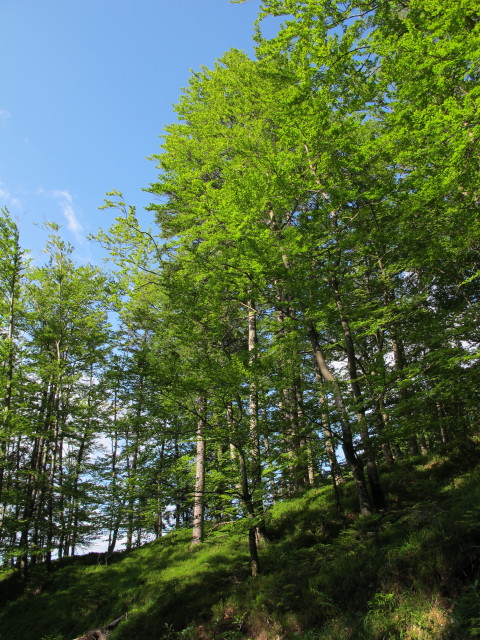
[{"left": 1, "top": 447, "right": 480, "bottom": 640}]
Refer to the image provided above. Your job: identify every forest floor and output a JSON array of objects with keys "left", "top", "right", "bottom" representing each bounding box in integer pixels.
[{"left": 1, "top": 444, "right": 480, "bottom": 640}]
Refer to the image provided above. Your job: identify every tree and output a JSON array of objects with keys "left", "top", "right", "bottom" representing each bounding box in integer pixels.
[{"left": 10, "top": 225, "right": 110, "bottom": 569}]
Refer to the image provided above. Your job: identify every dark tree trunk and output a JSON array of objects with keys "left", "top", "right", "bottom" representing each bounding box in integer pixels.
[{"left": 308, "top": 322, "right": 371, "bottom": 515}]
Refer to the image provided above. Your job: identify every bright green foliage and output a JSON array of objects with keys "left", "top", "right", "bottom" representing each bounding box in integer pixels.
[
  {"left": 0, "top": 224, "right": 112, "bottom": 565},
  {"left": 144, "top": 0, "right": 480, "bottom": 522},
  {"left": 0, "top": 2, "right": 479, "bottom": 637},
  {"left": 90, "top": 0, "right": 480, "bottom": 549}
]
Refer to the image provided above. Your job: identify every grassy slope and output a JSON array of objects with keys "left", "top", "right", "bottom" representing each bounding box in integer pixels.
[{"left": 1, "top": 448, "right": 480, "bottom": 640}]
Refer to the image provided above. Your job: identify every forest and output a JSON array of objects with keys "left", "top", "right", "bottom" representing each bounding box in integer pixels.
[{"left": 0, "top": 1, "right": 479, "bottom": 638}]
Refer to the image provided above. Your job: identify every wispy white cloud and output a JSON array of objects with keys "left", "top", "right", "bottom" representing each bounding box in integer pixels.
[
  {"left": 39, "top": 187, "right": 84, "bottom": 239},
  {"left": 0, "top": 109, "right": 11, "bottom": 120},
  {"left": 52, "top": 189, "right": 84, "bottom": 234},
  {"left": 0, "top": 182, "right": 22, "bottom": 208}
]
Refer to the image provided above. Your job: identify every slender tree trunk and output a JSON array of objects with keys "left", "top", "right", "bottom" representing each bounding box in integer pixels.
[
  {"left": 296, "top": 384, "right": 315, "bottom": 487},
  {"left": 192, "top": 396, "right": 207, "bottom": 545},
  {"left": 126, "top": 428, "right": 139, "bottom": 551},
  {"left": 107, "top": 385, "right": 120, "bottom": 555},
  {"left": 174, "top": 440, "right": 182, "bottom": 529},
  {"left": 0, "top": 225, "right": 20, "bottom": 518},
  {"left": 314, "top": 368, "right": 341, "bottom": 481},
  {"left": 262, "top": 432, "right": 278, "bottom": 503},
  {"left": 247, "top": 298, "right": 266, "bottom": 541},
  {"left": 375, "top": 395, "right": 396, "bottom": 467},
  {"left": 307, "top": 322, "right": 371, "bottom": 515},
  {"left": 331, "top": 271, "right": 385, "bottom": 512},
  {"left": 227, "top": 402, "right": 244, "bottom": 518},
  {"left": 248, "top": 299, "right": 261, "bottom": 489},
  {"left": 376, "top": 255, "right": 419, "bottom": 456},
  {"left": 312, "top": 363, "right": 342, "bottom": 509},
  {"left": 437, "top": 402, "right": 450, "bottom": 445},
  {"left": 45, "top": 405, "right": 59, "bottom": 569},
  {"left": 235, "top": 444, "right": 261, "bottom": 576},
  {"left": 268, "top": 204, "right": 364, "bottom": 508},
  {"left": 154, "top": 436, "right": 166, "bottom": 539},
  {"left": 19, "top": 378, "right": 56, "bottom": 572},
  {"left": 67, "top": 428, "right": 89, "bottom": 557}
]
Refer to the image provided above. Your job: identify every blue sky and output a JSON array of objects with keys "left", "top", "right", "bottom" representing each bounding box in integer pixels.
[{"left": 0, "top": 0, "right": 267, "bottom": 263}]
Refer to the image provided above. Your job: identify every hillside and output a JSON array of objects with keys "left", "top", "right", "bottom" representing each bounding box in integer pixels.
[{"left": 1, "top": 445, "right": 479, "bottom": 640}]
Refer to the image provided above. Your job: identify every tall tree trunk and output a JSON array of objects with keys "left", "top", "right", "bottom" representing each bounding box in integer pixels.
[
  {"left": 19, "top": 378, "right": 56, "bottom": 572},
  {"left": 247, "top": 298, "right": 266, "bottom": 541},
  {"left": 0, "top": 222, "right": 21, "bottom": 518},
  {"left": 331, "top": 275, "right": 385, "bottom": 511},
  {"left": 45, "top": 402, "right": 60, "bottom": 569},
  {"left": 107, "top": 385, "right": 120, "bottom": 555},
  {"left": 312, "top": 362, "right": 342, "bottom": 510},
  {"left": 375, "top": 395, "right": 396, "bottom": 467},
  {"left": 235, "top": 443, "right": 261, "bottom": 577},
  {"left": 154, "top": 436, "right": 166, "bottom": 539},
  {"left": 307, "top": 322, "right": 371, "bottom": 515},
  {"left": 192, "top": 396, "right": 207, "bottom": 545},
  {"left": 125, "top": 428, "right": 139, "bottom": 551},
  {"left": 295, "top": 383, "right": 315, "bottom": 487},
  {"left": 376, "top": 254, "right": 418, "bottom": 456},
  {"left": 248, "top": 299, "right": 261, "bottom": 489}
]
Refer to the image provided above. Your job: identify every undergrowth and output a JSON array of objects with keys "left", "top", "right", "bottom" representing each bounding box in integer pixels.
[{"left": 0, "top": 447, "right": 479, "bottom": 640}]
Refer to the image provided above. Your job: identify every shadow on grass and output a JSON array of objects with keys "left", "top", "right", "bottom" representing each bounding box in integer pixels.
[
  {"left": 1, "top": 450, "right": 479, "bottom": 640},
  {"left": 0, "top": 532, "right": 250, "bottom": 640}
]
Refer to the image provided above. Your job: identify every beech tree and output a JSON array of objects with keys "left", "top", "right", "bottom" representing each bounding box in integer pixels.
[{"left": 1, "top": 0, "right": 478, "bottom": 576}]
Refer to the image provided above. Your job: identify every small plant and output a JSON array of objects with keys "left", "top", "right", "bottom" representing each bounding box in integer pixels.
[{"left": 367, "top": 592, "right": 396, "bottom": 611}]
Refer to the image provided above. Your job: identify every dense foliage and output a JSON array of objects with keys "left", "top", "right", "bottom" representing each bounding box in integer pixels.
[{"left": 0, "top": 0, "right": 478, "bottom": 619}]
